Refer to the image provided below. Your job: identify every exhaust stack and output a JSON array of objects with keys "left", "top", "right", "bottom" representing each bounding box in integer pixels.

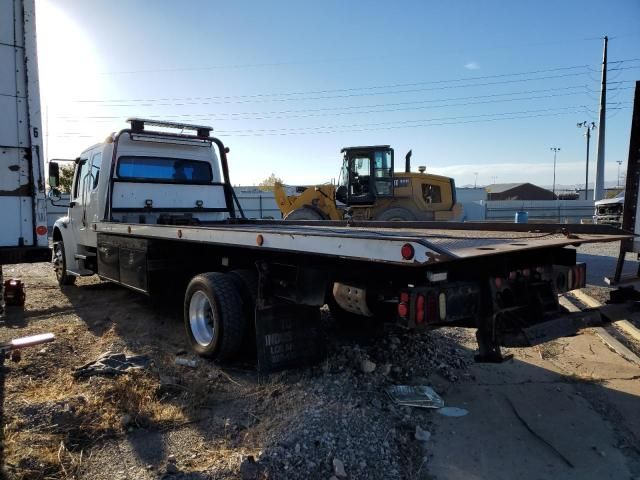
[{"left": 405, "top": 150, "right": 412, "bottom": 173}]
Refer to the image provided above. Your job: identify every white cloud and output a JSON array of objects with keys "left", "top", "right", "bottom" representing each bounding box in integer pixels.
[{"left": 464, "top": 62, "right": 480, "bottom": 70}]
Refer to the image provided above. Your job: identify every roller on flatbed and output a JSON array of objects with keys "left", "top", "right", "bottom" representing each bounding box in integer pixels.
[{"left": 47, "top": 118, "right": 634, "bottom": 372}]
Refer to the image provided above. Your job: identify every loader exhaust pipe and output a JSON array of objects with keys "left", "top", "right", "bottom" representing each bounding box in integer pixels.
[{"left": 405, "top": 150, "right": 412, "bottom": 173}]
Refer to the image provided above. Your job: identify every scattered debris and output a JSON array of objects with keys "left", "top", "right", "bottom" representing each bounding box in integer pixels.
[
  {"left": 332, "top": 458, "right": 347, "bottom": 478},
  {"left": 175, "top": 356, "right": 198, "bottom": 368},
  {"left": 73, "top": 351, "right": 150, "bottom": 378},
  {"left": 414, "top": 425, "right": 431, "bottom": 442},
  {"left": 437, "top": 406, "right": 469, "bottom": 417},
  {"left": 360, "top": 358, "right": 377, "bottom": 373},
  {"left": 386, "top": 385, "right": 445, "bottom": 409}
]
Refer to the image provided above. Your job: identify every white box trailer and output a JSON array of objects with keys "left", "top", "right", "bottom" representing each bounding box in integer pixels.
[
  {"left": 1, "top": 0, "right": 50, "bottom": 313},
  {"left": 0, "top": 0, "right": 49, "bottom": 261}
]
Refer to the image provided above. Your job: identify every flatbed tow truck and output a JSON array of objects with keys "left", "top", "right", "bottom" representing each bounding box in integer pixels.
[{"left": 48, "top": 118, "right": 634, "bottom": 373}]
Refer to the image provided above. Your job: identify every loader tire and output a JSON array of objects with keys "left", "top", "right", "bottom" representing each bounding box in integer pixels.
[
  {"left": 284, "top": 207, "right": 326, "bottom": 220},
  {"left": 374, "top": 207, "right": 416, "bottom": 221},
  {"left": 184, "top": 272, "right": 245, "bottom": 361}
]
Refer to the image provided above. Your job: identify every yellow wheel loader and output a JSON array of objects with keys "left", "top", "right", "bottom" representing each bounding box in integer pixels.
[{"left": 274, "top": 146, "right": 461, "bottom": 221}]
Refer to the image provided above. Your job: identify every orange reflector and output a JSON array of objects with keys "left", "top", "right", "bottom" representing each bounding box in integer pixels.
[
  {"left": 256, "top": 234, "right": 264, "bottom": 246},
  {"left": 36, "top": 225, "right": 47, "bottom": 236},
  {"left": 401, "top": 243, "right": 414, "bottom": 260}
]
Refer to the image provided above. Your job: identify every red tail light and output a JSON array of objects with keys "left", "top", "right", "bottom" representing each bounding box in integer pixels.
[
  {"left": 400, "top": 292, "right": 409, "bottom": 303},
  {"left": 401, "top": 243, "right": 415, "bottom": 260},
  {"left": 398, "top": 302, "right": 409, "bottom": 318},
  {"left": 416, "top": 294, "right": 425, "bottom": 324}
]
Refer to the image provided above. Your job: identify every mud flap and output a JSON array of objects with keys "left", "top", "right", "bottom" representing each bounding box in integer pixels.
[{"left": 255, "top": 301, "right": 323, "bottom": 374}]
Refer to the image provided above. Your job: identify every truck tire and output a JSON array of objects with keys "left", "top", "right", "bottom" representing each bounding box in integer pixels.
[
  {"left": 284, "top": 207, "right": 326, "bottom": 221},
  {"left": 53, "top": 241, "right": 76, "bottom": 286},
  {"left": 184, "top": 272, "right": 245, "bottom": 361},
  {"left": 374, "top": 207, "right": 416, "bottom": 221}
]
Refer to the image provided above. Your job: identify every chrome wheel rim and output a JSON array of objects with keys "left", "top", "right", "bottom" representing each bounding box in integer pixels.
[
  {"left": 189, "top": 291, "right": 215, "bottom": 346},
  {"left": 53, "top": 243, "right": 64, "bottom": 279}
]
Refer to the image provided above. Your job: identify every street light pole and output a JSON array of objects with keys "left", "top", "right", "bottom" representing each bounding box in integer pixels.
[
  {"left": 617, "top": 160, "right": 623, "bottom": 187},
  {"left": 577, "top": 121, "right": 597, "bottom": 200},
  {"left": 550, "top": 147, "right": 560, "bottom": 199}
]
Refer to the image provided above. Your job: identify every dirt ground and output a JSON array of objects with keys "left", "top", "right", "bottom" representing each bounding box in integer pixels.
[{"left": 1, "top": 241, "right": 639, "bottom": 480}]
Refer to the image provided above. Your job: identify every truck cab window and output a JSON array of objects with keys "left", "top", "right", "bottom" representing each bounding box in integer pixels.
[
  {"left": 91, "top": 152, "right": 102, "bottom": 189},
  {"left": 72, "top": 160, "right": 87, "bottom": 200},
  {"left": 116, "top": 156, "right": 213, "bottom": 184}
]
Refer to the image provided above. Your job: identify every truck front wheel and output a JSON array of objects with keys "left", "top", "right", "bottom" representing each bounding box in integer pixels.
[
  {"left": 53, "top": 241, "right": 76, "bottom": 286},
  {"left": 184, "top": 272, "right": 245, "bottom": 360}
]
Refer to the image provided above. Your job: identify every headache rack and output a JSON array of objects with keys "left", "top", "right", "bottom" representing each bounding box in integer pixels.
[{"left": 127, "top": 117, "right": 213, "bottom": 138}]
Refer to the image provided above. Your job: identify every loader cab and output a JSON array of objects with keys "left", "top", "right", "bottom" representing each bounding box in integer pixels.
[{"left": 336, "top": 146, "right": 394, "bottom": 205}]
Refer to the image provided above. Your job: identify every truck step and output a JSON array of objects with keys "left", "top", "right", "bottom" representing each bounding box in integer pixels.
[{"left": 74, "top": 253, "right": 96, "bottom": 260}]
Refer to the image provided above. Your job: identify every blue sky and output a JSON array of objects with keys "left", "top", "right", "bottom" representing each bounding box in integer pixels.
[{"left": 36, "top": 0, "right": 640, "bottom": 189}]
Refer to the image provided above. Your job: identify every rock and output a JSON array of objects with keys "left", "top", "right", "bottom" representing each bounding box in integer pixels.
[
  {"left": 380, "top": 363, "right": 392, "bottom": 375},
  {"left": 167, "top": 455, "right": 177, "bottom": 464},
  {"left": 165, "top": 462, "right": 179, "bottom": 474},
  {"left": 360, "top": 359, "right": 376, "bottom": 373},
  {"left": 120, "top": 414, "right": 132, "bottom": 429},
  {"left": 240, "top": 455, "right": 259, "bottom": 480},
  {"left": 390, "top": 336, "right": 401, "bottom": 345},
  {"left": 415, "top": 425, "right": 431, "bottom": 442},
  {"left": 332, "top": 458, "right": 347, "bottom": 478},
  {"left": 294, "top": 443, "right": 301, "bottom": 454}
]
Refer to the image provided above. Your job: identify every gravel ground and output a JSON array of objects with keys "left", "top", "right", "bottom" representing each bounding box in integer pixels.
[{"left": 0, "top": 263, "right": 475, "bottom": 480}]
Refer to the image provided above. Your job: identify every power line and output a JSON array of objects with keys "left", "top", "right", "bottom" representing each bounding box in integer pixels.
[
  {"left": 54, "top": 85, "right": 589, "bottom": 121},
  {"left": 75, "top": 64, "right": 594, "bottom": 103},
  {"left": 63, "top": 58, "right": 640, "bottom": 106}
]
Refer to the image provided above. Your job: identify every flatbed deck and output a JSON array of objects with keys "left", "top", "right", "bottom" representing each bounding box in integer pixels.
[{"left": 96, "top": 220, "right": 631, "bottom": 266}]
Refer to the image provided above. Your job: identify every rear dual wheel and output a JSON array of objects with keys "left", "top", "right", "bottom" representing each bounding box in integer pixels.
[{"left": 184, "top": 270, "right": 258, "bottom": 361}]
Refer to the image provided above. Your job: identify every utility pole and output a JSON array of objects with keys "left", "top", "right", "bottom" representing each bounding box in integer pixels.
[
  {"left": 617, "top": 160, "right": 623, "bottom": 187},
  {"left": 594, "top": 36, "right": 608, "bottom": 201},
  {"left": 550, "top": 147, "right": 560, "bottom": 199},
  {"left": 473, "top": 172, "right": 478, "bottom": 188},
  {"left": 577, "top": 121, "right": 597, "bottom": 200}
]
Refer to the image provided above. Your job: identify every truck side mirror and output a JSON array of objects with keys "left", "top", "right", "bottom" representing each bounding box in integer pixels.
[{"left": 48, "top": 162, "right": 60, "bottom": 188}]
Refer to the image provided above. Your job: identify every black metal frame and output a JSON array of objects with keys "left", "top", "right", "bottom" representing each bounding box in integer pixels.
[
  {"left": 104, "top": 120, "right": 238, "bottom": 222},
  {"left": 613, "top": 81, "right": 640, "bottom": 282}
]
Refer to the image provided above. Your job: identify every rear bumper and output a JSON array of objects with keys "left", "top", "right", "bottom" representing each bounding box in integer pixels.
[{"left": 0, "top": 246, "right": 51, "bottom": 265}]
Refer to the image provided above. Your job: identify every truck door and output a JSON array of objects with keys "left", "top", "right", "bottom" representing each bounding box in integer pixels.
[
  {"left": 68, "top": 157, "right": 90, "bottom": 246},
  {"left": 84, "top": 151, "right": 102, "bottom": 243}
]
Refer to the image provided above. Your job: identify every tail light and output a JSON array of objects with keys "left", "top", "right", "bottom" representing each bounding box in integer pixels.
[
  {"left": 416, "top": 294, "right": 425, "bottom": 324},
  {"left": 401, "top": 243, "right": 415, "bottom": 260},
  {"left": 398, "top": 291, "right": 409, "bottom": 318}
]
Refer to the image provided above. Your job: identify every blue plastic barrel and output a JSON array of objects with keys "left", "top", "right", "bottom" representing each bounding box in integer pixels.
[{"left": 515, "top": 211, "right": 528, "bottom": 223}]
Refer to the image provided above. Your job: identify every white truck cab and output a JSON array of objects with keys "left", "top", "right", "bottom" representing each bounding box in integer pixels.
[{"left": 49, "top": 118, "right": 234, "bottom": 284}]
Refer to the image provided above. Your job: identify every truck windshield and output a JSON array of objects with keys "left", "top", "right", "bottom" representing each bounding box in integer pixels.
[{"left": 117, "top": 156, "right": 213, "bottom": 183}]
